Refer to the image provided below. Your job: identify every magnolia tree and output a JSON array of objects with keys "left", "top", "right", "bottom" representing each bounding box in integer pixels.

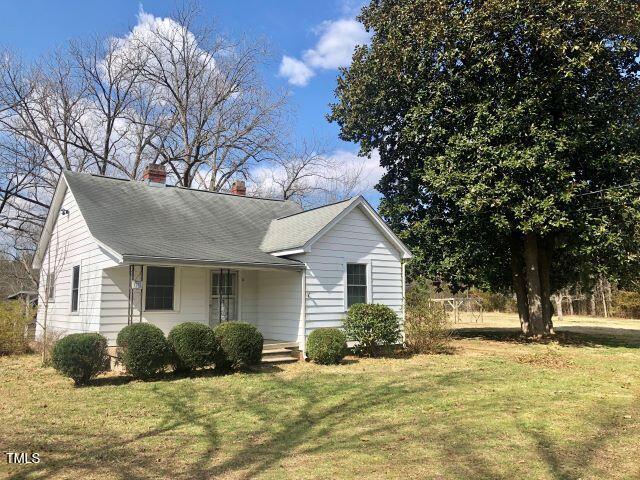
[{"left": 330, "top": 0, "right": 640, "bottom": 337}]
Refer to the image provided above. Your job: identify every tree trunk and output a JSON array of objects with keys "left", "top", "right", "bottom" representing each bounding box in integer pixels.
[
  {"left": 604, "top": 279, "right": 613, "bottom": 316},
  {"left": 589, "top": 293, "right": 596, "bottom": 316},
  {"left": 599, "top": 276, "right": 608, "bottom": 318},
  {"left": 523, "top": 232, "right": 545, "bottom": 336},
  {"left": 567, "top": 291, "right": 574, "bottom": 315},
  {"left": 538, "top": 237, "right": 554, "bottom": 334},
  {"left": 555, "top": 293, "right": 563, "bottom": 321},
  {"left": 510, "top": 234, "right": 530, "bottom": 335}
]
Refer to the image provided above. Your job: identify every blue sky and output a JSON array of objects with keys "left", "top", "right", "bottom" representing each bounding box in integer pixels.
[{"left": 1, "top": 0, "right": 383, "bottom": 204}]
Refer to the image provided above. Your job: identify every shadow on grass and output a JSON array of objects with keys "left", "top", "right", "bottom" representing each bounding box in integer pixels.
[
  {"left": 86, "top": 363, "right": 285, "bottom": 387},
  {"left": 454, "top": 326, "right": 640, "bottom": 348},
  {"left": 6, "top": 352, "right": 639, "bottom": 479}
]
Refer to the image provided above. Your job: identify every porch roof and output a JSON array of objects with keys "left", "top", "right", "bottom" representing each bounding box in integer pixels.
[{"left": 64, "top": 172, "right": 304, "bottom": 268}]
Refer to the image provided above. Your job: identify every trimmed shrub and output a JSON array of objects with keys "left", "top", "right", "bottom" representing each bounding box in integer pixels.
[
  {"left": 51, "top": 333, "right": 109, "bottom": 385},
  {"left": 117, "top": 323, "right": 169, "bottom": 379},
  {"left": 168, "top": 322, "right": 221, "bottom": 371},
  {"left": 343, "top": 303, "right": 401, "bottom": 356},
  {"left": 306, "top": 328, "right": 347, "bottom": 365},
  {"left": 213, "top": 322, "right": 263, "bottom": 370}
]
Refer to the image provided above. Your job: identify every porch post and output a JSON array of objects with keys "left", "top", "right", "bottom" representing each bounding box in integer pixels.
[{"left": 297, "top": 265, "right": 307, "bottom": 357}]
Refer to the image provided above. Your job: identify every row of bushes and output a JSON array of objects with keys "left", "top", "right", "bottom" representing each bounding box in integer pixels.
[
  {"left": 52, "top": 321, "right": 263, "bottom": 385},
  {"left": 52, "top": 302, "right": 450, "bottom": 384}
]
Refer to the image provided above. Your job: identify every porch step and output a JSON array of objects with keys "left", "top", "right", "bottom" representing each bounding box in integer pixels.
[
  {"left": 261, "top": 347, "right": 292, "bottom": 356},
  {"left": 261, "top": 341, "right": 300, "bottom": 364},
  {"left": 262, "top": 355, "right": 299, "bottom": 364},
  {"left": 263, "top": 341, "right": 299, "bottom": 350}
]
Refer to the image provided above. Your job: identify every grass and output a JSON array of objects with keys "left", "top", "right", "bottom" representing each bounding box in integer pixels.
[{"left": 1, "top": 314, "right": 640, "bottom": 479}]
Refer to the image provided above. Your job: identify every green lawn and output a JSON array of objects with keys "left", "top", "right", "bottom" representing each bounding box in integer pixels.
[{"left": 2, "top": 324, "right": 640, "bottom": 479}]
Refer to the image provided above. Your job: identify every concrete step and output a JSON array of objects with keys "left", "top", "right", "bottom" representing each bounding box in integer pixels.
[
  {"left": 263, "top": 341, "right": 298, "bottom": 350},
  {"left": 261, "top": 355, "right": 299, "bottom": 364},
  {"left": 262, "top": 347, "right": 293, "bottom": 355}
]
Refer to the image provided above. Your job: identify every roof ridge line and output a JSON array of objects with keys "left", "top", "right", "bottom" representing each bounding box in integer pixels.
[
  {"left": 64, "top": 170, "right": 294, "bottom": 204},
  {"left": 274, "top": 196, "right": 357, "bottom": 220}
]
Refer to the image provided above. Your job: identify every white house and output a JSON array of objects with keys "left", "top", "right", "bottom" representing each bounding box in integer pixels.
[{"left": 33, "top": 165, "right": 412, "bottom": 360}]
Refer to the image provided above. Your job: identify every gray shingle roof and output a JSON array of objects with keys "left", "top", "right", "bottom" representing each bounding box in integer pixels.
[
  {"left": 64, "top": 172, "right": 306, "bottom": 268},
  {"left": 260, "top": 197, "right": 358, "bottom": 252}
]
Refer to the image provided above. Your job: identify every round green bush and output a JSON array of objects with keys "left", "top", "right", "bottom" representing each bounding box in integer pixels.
[
  {"left": 167, "top": 322, "right": 222, "bottom": 371},
  {"left": 52, "top": 333, "right": 109, "bottom": 385},
  {"left": 213, "top": 322, "right": 263, "bottom": 370},
  {"left": 306, "top": 328, "right": 347, "bottom": 365},
  {"left": 343, "top": 303, "right": 401, "bottom": 356},
  {"left": 117, "top": 323, "right": 169, "bottom": 379}
]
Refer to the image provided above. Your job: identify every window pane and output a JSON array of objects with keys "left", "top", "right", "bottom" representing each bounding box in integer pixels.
[
  {"left": 145, "top": 267, "right": 174, "bottom": 310},
  {"left": 47, "top": 273, "right": 55, "bottom": 302},
  {"left": 347, "top": 263, "right": 367, "bottom": 307},
  {"left": 347, "top": 264, "right": 367, "bottom": 286},
  {"left": 71, "top": 266, "right": 80, "bottom": 312},
  {"left": 347, "top": 286, "right": 367, "bottom": 307}
]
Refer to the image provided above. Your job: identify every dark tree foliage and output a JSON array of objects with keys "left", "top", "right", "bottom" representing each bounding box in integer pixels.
[{"left": 330, "top": 0, "right": 640, "bottom": 336}]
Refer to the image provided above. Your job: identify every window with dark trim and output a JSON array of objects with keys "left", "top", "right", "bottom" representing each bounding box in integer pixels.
[
  {"left": 71, "top": 266, "right": 80, "bottom": 312},
  {"left": 145, "top": 267, "right": 175, "bottom": 310},
  {"left": 347, "top": 263, "right": 367, "bottom": 307}
]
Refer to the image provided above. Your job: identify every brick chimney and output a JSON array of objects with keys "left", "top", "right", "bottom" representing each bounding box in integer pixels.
[
  {"left": 231, "top": 180, "right": 246, "bottom": 196},
  {"left": 143, "top": 164, "right": 166, "bottom": 186}
]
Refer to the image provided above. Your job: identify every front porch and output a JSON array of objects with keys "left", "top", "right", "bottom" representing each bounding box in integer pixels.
[{"left": 100, "top": 263, "right": 306, "bottom": 352}]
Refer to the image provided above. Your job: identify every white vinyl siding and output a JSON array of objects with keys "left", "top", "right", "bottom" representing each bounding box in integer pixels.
[
  {"left": 253, "top": 269, "right": 301, "bottom": 342},
  {"left": 297, "top": 205, "right": 404, "bottom": 337},
  {"left": 100, "top": 265, "right": 206, "bottom": 344},
  {"left": 36, "top": 187, "right": 118, "bottom": 339},
  {"left": 98, "top": 265, "right": 300, "bottom": 345}
]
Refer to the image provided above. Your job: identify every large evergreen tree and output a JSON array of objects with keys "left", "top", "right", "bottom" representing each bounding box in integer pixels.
[{"left": 330, "top": 0, "right": 640, "bottom": 336}]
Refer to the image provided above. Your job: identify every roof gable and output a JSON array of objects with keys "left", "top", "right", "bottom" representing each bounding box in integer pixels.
[
  {"left": 260, "top": 197, "right": 358, "bottom": 253},
  {"left": 262, "top": 196, "right": 412, "bottom": 259}
]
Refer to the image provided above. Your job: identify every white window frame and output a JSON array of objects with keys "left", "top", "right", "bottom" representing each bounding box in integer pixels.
[
  {"left": 70, "top": 265, "right": 80, "bottom": 314},
  {"left": 343, "top": 259, "right": 372, "bottom": 311},
  {"left": 142, "top": 266, "right": 181, "bottom": 313}
]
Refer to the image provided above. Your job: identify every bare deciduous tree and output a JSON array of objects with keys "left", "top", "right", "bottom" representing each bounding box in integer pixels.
[
  {"left": 129, "top": 5, "right": 286, "bottom": 188},
  {"left": 251, "top": 139, "right": 369, "bottom": 207}
]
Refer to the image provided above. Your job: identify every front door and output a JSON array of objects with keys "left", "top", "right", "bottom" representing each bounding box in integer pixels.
[{"left": 210, "top": 269, "right": 238, "bottom": 325}]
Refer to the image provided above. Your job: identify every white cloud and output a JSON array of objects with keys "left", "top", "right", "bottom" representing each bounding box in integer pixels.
[
  {"left": 327, "top": 148, "right": 384, "bottom": 190},
  {"left": 278, "top": 56, "right": 315, "bottom": 87},
  {"left": 303, "top": 19, "right": 370, "bottom": 69},
  {"left": 279, "top": 17, "right": 370, "bottom": 86}
]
